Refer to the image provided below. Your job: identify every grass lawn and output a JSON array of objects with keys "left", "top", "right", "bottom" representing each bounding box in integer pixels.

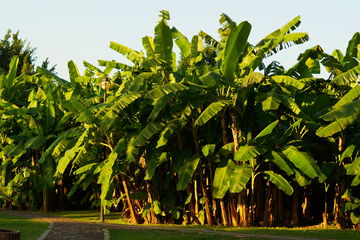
[
  {"left": 35, "top": 210, "right": 360, "bottom": 240},
  {"left": 0, "top": 212, "right": 49, "bottom": 240},
  {"left": 108, "top": 228, "right": 270, "bottom": 240}
]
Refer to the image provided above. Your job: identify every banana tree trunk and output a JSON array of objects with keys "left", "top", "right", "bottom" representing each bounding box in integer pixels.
[
  {"left": 263, "top": 180, "right": 271, "bottom": 227},
  {"left": 121, "top": 174, "right": 139, "bottom": 224},
  {"left": 303, "top": 185, "right": 311, "bottom": 222},
  {"left": 323, "top": 186, "right": 329, "bottom": 226},
  {"left": 192, "top": 127, "right": 213, "bottom": 226},
  {"left": 186, "top": 182, "right": 200, "bottom": 224},
  {"left": 291, "top": 183, "right": 299, "bottom": 227},
  {"left": 255, "top": 174, "right": 264, "bottom": 221},
  {"left": 220, "top": 112, "right": 229, "bottom": 226}
]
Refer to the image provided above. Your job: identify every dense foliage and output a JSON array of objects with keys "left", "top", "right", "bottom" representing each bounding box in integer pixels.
[{"left": 1, "top": 11, "right": 360, "bottom": 229}]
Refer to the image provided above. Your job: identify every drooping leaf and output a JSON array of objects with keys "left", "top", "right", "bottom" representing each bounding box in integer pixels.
[
  {"left": 271, "top": 76, "right": 305, "bottom": 90},
  {"left": 213, "top": 159, "right": 235, "bottom": 199},
  {"left": 145, "top": 152, "right": 168, "bottom": 180},
  {"left": 316, "top": 112, "right": 360, "bottom": 137},
  {"left": 24, "top": 136, "right": 47, "bottom": 150},
  {"left": 229, "top": 164, "right": 252, "bottom": 193},
  {"left": 156, "top": 118, "right": 186, "bottom": 148},
  {"left": 351, "top": 173, "right": 360, "bottom": 186},
  {"left": 98, "top": 60, "right": 133, "bottom": 71},
  {"left": 202, "top": 144, "right": 216, "bottom": 157},
  {"left": 171, "top": 27, "right": 191, "bottom": 57},
  {"left": 147, "top": 83, "right": 189, "bottom": 100},
  {"left": 321, "top": 99, "right": 360, "bottom": 121},
  {"left": 333, "top": 65, "right": 360, "bottom": 86},
  {"left": 334, "top": 85, "right": 360, "bottom": 109},
  {"left": 195, "top": 101, "right": 231, "bottom": 126},
  {"left": 253, "top": 120, "right": 279, "bottom": 144},
  {"left": 148, "top": 92, "right": 174, "bottom": 121},
  {"left": 318, "top": 162, "right": 336, "bottom": 183},
  {"left": 267, "top": 150, "right": 294, "bottom": 176},
  {"left": 347, "top": 156, "right": 360, "bottom": 175},
  {"left": 282, "top": 146, "right": 319, "bottom": 178},
  {"left": 133, "top": 120, "right": 165, "bottom": 147},
  {"left": 142, "top": 36, "right": 156, "bottom": 59},
  {"left": 277, "top": 119, "right": 302, "bottom": 145},
  {"left": 176, "top": 154, "right": 200, "bottom": 191},
  {"left": 234, "top": 145, "right": 268, "bottom": 162},
  {"left": 264, "top": 170, "right": 294, "bottom": 195},
  {"left": 128, "top": 72, "right": 153, "bottom": 92},
  {"left": 109, "top": 41, "right": 143, "bottom": 64}
]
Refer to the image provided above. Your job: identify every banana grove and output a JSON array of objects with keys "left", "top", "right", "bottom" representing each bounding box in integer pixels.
[{"left": 1, "top": 10, "right": 360, "bottom": 229}]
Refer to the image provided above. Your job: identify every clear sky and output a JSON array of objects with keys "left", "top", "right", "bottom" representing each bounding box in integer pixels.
[{"left": 1, "top": 0, "right": 359, "bottom": 80}]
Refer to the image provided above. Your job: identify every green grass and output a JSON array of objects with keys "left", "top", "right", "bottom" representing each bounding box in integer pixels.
[
  {"left": 0, "top": 212, "right": 49, "bottom": 240},
  {"left": 38, "top": 210, "right": 128, "bottom": 224},
  {"left": 33, "top": 210, "right": 360, "bottom": 240},
  {"left": 108, "top": 229, "right": 270, "bottom": 240}
]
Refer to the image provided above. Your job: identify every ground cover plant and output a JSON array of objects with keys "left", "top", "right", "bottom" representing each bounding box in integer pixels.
[
  {"left": 0, "top": 212, "right": 49, "bottom": 240},
  {"left": 1, "top": 10, "right": 360, "bottom": 231}
]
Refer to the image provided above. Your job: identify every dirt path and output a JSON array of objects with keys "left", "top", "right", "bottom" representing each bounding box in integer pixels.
[
  {"left": 0, "top": 209, "right": 325, "bottom": 240},
  {"left": 0, "top": 209, "right": 104, "bottom": 240}
]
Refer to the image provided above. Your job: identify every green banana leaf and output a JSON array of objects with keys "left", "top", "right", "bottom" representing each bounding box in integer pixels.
[
  {"left": 133, "top": 120, "right": 165, "bottom": 147},
  {"left": 282, "top": 146, "right": 319, "bottom": 178},
  {"left": 333, "top": 65, "right": 360, "bottom": 86},
  {"left": 253, "top": 120, "right": 279, "bottom": 144},
  {"left": 148, "top": 92, "right": 175, "bottom": 121},
  {"left": 229, "top": 164, "right": 252, "bottom": 193},
  {"left": 41, "top": 84, "right": 56, "bottom": 134},
  {"left": 142, "top": 36, "right": 156, "bottom": 59},
  {"left": 333, "top": 85, "right": 360, "bottom": 109},
  {"left": 277, "top": 119, "right": 302, "bottom": 146},
  {"left": 264, "top": 170, "right": 294, "bottom": 195},
  {"left": 111, "top": 92, "right": 141, "bottom": 113},
  {"left": 24, "top": 136, "right": 47, "bottom": 150},
  {"left": 171, "top": 27, "right": 191, "bottom": 58},
  {"left": 5, "top": 56, "right": 19, "bottom": 89},
  {"left": 316, "top": 112, "right": 360, "bottom": 137},
  {"left": 156, "top": 118, "right": 186, "bottom": 148},
  {"left": 154, "top": 19, "right": 173, "bottom": 63},
  {"left": 318, "top": 162, "right": 336, "bottom": 183},
  {"left": 195, "top": 100, "right": 231, "bottom": 126},
  {"left": 70, "top": 100, "right": 93, "bottom": 123},
  {"left": 347, "top": 156, "right": 360, "bottom": 175},
  {"left": 68, "top": 60, "right": 80, "bottom": 85},
  {"left": 98, "top": 60, "right": 133, "bottom": 71},
  {"left": 176, "top": 154, "right": 200, "bottom": 191},
  {"left": 266, "top": 150, "right": 294, "bottom": 176},
  {"left": 213, "top": 159, "right": 235, "bottom": 199},
  {"left": 37, "top": 67, "right": 70, "bottom": 88},
  {"left": 321, "top": 99, "right": 360, "bottom": 121},
  {"left": 271, "top": 76, "right": 305, "bottom": 90},
  {"left": 128, "top": 72, "right": 153, "bottom": 92},
  {"left": 146, "top": 83, "right": 189, "bottom": 99},
  {"left": 351, "top": 173, "right": 360, "bottom": 186},
  {"left": 221, "top": 21, "right": 251, "bottom": 81},
  {"left": 109, "top": 41, "right": 143, "bottom": 64},
  {"left": 145, "top": 152, "right": 168, "bottom": 180},
  {"left": 234, "top": 145, "right": 268, "bottom": 162}
]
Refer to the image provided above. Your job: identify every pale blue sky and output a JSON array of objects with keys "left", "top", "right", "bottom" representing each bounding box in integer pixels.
[{"left": 1, "top": 0, "right": 359, "bottom": 80}]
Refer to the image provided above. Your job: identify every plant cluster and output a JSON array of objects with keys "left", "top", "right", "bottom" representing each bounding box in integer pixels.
[{"left": 1, "top": 10, "right": 360, "bottom": 229}]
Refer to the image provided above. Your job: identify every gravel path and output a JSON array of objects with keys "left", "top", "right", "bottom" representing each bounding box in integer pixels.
[{"left": 0, "top": 209, "right": 326, "bottom": 240}]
